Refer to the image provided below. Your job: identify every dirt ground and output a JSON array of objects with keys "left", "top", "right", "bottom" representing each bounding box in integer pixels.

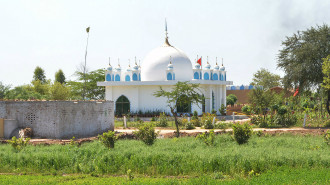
[{"left": 1, "top": 127, "right": 328, "bottom": 145}]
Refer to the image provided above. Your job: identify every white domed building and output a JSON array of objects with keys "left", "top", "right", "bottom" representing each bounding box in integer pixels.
[{"left": 98, "top": 23, "right": 232, "bottom": 115}]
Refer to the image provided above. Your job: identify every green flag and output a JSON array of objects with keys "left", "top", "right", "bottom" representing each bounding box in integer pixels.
[{"left": 86, "top": 27, "right": 90, "bottom": 33}]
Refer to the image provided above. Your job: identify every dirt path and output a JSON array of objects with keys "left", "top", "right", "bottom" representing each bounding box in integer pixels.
[{"left": 0, "top": 127, "right": 325, "bottom": 145}]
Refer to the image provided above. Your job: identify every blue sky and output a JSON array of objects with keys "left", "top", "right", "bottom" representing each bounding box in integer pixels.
[{"left": 0, "top": 0, "right": 329, "bottom": 87}]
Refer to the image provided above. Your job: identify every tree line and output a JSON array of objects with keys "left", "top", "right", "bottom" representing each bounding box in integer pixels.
[{"left": 0, "top": 67, "right": 105, "bottom": 100}]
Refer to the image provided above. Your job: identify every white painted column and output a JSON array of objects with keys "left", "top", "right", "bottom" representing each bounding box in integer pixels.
[
  {"left": 105, "top": 86, "right": 113, "bottom": 101},
  {"left": 209, "top": 86, "right": 213, "bottom": 112}
]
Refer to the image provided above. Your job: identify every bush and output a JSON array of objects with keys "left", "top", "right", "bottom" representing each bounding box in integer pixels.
[
  {"left": 211, "top": 109, "right": 217, "bottom": 114},
  {"left": 219, "top": 104, "right": 226, "bottom": 115},
  {"left": 185, "top": 122, "right": 195, "bottom": 130},
  {"left": 232, "top": 123, "right": 253, "bottom": 144},
  {"left": 98, "top": 131, "right": 118, "bottom": 149},
  {"left": 196, "top": 129, "right": 215, "bottom": 146},
  {"left": 277, "top": 106, "right": 288, "bottom": 115},
  {"left": 134, "top": 123, "right": 158, "bottom": 145},
  {"left": 150, "top": 117, "right": 157, "bottom": 122},
  {"left": 273, "top": 113, "right": 297, "bottom": 127},
  {"left": 190, "top": 118, "right": 201, "bottom": 127},
  {"left": 204, "top": 119, "right": 214, "bottom": 129},
  {"left": 202, "top": 113, "right": 217, "bottom": 129},
  {"left": 192, "top": 110, "right": 199, "bottom": 120},
  {"left": 241, "top": 105, "right": 251, "bottom": 115},
  {"left": 8, "top": 136, "right": 30, "bottom": 151},
  {"left": 214, "top": 122, "right": 232, "bottom": 129},
  {"left": 156, "top": 112, "right": 168, "bottom": 127},
  {"left": 324, "top": 120, "right": 330, "bottom": 127}
]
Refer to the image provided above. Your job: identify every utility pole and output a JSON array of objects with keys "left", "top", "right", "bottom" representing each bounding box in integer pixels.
[{"left": 83, "top": 26, "right": 90, "bottom": 100}]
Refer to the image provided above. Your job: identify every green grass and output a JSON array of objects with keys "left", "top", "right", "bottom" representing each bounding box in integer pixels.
[
  {"left": 0, "top": 167, "right": 329, "bottom": 184},
  {"left": 0, "top": 133, "right": 329, "bottom": 177},
  {"left": 115, "top": 120, "right": 177, "bottom": 129}
]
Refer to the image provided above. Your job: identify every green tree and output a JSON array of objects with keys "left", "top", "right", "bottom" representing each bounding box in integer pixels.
[
  {"left": 67, "top": 68, "right": 105, "bottom": 100},
  {"left": 0, "top": 82, "right": 11, "bottom": 99},
  {"left": 50, "top": 82, "right": 70, "bottom": 100},
  {"left": 33, "top": 66, "right": 46, "bottom": 84},
  {"left": 250, "top": 68, "right": 282, "bottom": 90},
  {"left": 5, "top": 85, "right": 44, "bottom": 100},
  {"left": 153, "top": 81, "right": 204, "bottom": 137},
  {"left": 321, "top": 55, "right": 330, "bottom": 115},
  {"left": 31, "top": 80, "right": 50, "bottom": 96},
  {"left": 55, "top": 69, "right": 66, "bottom": 84},
  {"left": 226, "top": 94, "right": 238, "bottom": 106},
  {"left": 248, "top": 87, "right": 275, "bottom": 117},
  {"left": 277, "top": 24, "right": 330, "bottom": 92}
]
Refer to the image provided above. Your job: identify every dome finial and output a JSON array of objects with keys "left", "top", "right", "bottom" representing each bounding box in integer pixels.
[
  {"left": 170, "top": 56, "right": 172, "bottom": 64},
  {"left": 118, "top": 58, "right": 120, "bottom": 67},
  {"left": 216, "top": 57, "right": 218, "bottom": 65},
  {"left": 207, "top": 56, "right": 209, "bottom": 64},
  {"left": 135, "top": 56, "right": 137, "bottom": 65},
  {"left": 128, "top": 59, "right": 130, "bottom": 67},
  {"left": 222, "top": 58, "right": 224, "bottom": 66},
  {"left": 163, "top": 18, "right": 171, "bottom": 47},
  {"left": 109, "top": 57, "right": 111, "bottom": 66}
]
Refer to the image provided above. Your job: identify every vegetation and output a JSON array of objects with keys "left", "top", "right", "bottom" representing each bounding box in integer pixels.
[
  {"left": 322, "top": 55, "right": 330, "bottom": 115},
  {"left": 0, "top": 134, "right": 329, "bottom": 178},
  {"left": 153, "top": 81, "right": 203, "bottom": 137},
  {"left": 55, "top": 69, "right": 66, "bottom": 84},
  {"left": 134, "top": 123, "right": 158, "bottom": 145},
  {"left": 232, "top": 123, "right": 253, "bottom": 144},
  {"left": 156, "top": 112, "right": 168, "bottom": 127},
  {"left": 196, "top": 129, "right": 215, "bottom": 146},
  {"left": 7, "top": 136, "right": 30, "bottom": 151},
  {"left": 226, "top": 94, "right": 237, "bottom": 106},
  {"left": 33, "top": 66, "right": 47, "bottom": 84},
  {"left": 219, "top": 104, "right": 226, "bottom": 115},
  {"left": 250, "top": 68, "right": 281, "bottom": 90},
  {"left": 98, "top": 131, "right": 118, "bottom": 149}
]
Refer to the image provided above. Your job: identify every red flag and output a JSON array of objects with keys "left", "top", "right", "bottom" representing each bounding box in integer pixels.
[
  {"left": 293, "top": 87, "right": 299, "bottom": 97},
  {"left": 197, "top": 57, "right": 202, "bottom": 65}
]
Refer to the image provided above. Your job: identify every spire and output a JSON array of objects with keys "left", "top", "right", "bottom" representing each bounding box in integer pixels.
[
  {"left": 216, "top": 57, "right": 218, "bottom": 65},
  {"left": 207, "top": 56, "right": 209, "bottom": 64},
  {"left": 135, "top": 56, "right": 137, "bottom": 65},
  {"left": 128, "top": 59, "right": 130, "bottom": 67},
  {"left": 109, "top": 57, "right": 111, "bottom": 66},
  {"left": 170, "top": 56, "right": 172, "bottom": 64},
  {"left": 163, "top": 18, "right": 171, "bottom": 47},
  {"left": 118, "top": 58, "right": 120, "bottom": 67},
  {"left": 222, "top": 58, "right": 224, "bottom": 66}
]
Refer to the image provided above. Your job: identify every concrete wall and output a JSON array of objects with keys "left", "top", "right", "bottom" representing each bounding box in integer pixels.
[{"left": 0, "top": 101, "right": 114, "bottom": 139}]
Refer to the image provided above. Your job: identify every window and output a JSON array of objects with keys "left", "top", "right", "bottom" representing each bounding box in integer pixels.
[
  {"left": 204, "top": 73, "right": 209, "bottom": 80},
  {"left": 132, "top": 73, "right": 138, "bottom": 81},
  {"left": 194, "top": 72, "right": 199, "bottom": 79},
  {"left": 240, "top": 85, "right": 245, "bottom": 90},
  {"left": 115, "top": 74, "right": 120, "bottom": 81},
  {"left": 125, "top": 75, "right": 130, "bottom": 81},
  {"left": 115, "top": 95, "right": 130, "bottom": 116},
  {"left": 167, "top": 73, "right": 172, "bottom": 80},
  {"left": 106, "top": 74, "right": 111, "bottom": 81},
  {"left": 176, "top": 95, "right": 191, "bottom": 113},
  {"left": 212, "top": 73, "right": 218, "bottom": 80}
]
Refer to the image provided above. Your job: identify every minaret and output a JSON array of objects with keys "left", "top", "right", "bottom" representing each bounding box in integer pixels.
[
  {"left": 105, "top": 57, "right": 113, "bottom": 81},
  {"left": 163, "top": 19, "right": 171, "bottom": 47},
  {"left": 193, "top": 55, "right": 202, "bottom": 80},
  {"left": 113, "top": 58, "right": 122, "bottom": 81},
  {"left": 166, "top": 56, "right": 175, "bottom": 80},
  {"left": 220, "top": 58, "right": 226, "bottom": 81}
]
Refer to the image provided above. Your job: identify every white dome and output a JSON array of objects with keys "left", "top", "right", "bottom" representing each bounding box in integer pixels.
[
  {"left": 107, "top": 64, "right": 112, "bottom": 71},
  {"left": 214, "top": 63, "right": 219, "bottom": 70},
  {"left": 141, "top": 46, "right": 193, "bottom": 81},
  {"left": 220, "top": 65, "right": 225, "bottom": 71},
  {"left": 204, "top": 63, "right": 211, "bottom": 69},
  {"left": 193, "top": 62, "right": 201, "bottom": 69}
]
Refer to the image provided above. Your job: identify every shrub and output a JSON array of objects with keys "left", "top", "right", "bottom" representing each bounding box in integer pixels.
[
  {"left": 185, "top": 122, "right": 195, "bottom": 130},
  {"left": 178, "top": 118, "right": 188, "bottom": 127},
  {"left": 8, "top": 136, "right": 30, "bottom": 151},
  {"left": 324, "top": 120, "right": 330, "bottom": 127},
  {"left": 127, "top": 169, "right": 134, "bottom": 181},
  {"left": 192, "top": 110, "right": 198, "bottom": 120},
  {"left": 214, "top": 121, "right": 232, "bottom": 129},
  {"left": 150, "top": 117, "right": 157, "bottom": 122},
  {"left": 201, "top": 113, "right": 217, "bottom": 129},
  {"left": 211, "top": 109, "right": 217, "bottom": 114},
  {"left": 232, "top": 123, "right": 253, "bottom": 144},
  {"left": 255, "top": 130, "right": 263, "bottom": 137},
  {"left": 219, "top": 104, "right": 226, "bottom": 115},
  {"left": 273, "top": 113, "right": 297, "bottom": 127},
  {"left": 190, "top": 118, "right": 201, "bottom": 127},
  {"left": 134, "top": 123, "right": 158, "bottom": 145},
  {"left": 241, "top": 105, "right": 251, "bottom": 115},
  {"left": 324, "top": 130, "right": 330, "bottom": 145},
  {"left": 70, "top": 136, "right": 78, "bottom": 146},
  {"left": 196, "top": 129, "right": 215, "bottom": 146},
  {"left": 156, "top": 112, "right": 168, "bottom": 127},
  {"left": 98, "top": 131, "right": 118, "bottom": 149},
  {"left": 277, "top": 106, "right": 288, "bottom": 115}
]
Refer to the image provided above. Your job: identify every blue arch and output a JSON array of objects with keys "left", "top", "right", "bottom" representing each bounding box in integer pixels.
[
  {"left": 125, "top": 75, "right": 130, "bottom": 81},
  {"left": 139, "top": 73, "right": 141, "bottom": 81},
  {"left": 106, "top": 74, "right": 111, "bottom": 81},
  {"left": 167, "top": 73, "right": 172, "bottom": 80},
  {"left": 132, "top": 73, "right": 138, "bottom": 81},
  {"left": 200, "top": 72, "right": 202, "bottom": 79},
  {"left": 112, "top": 74, "right": 114, "bottom": 81},
  {"left": 204, "top": 73, "right": 209, "bottom": 80},
  {"left": 115, "top": 74, "right": 120, "bottom": 81},
  {"left": 225, "top": 74, "right": 226, "bottom": 81},
  {"left": 194, "top": 72, "right": 199, "bottom": 79},
  {"left": 240, "top": 85, "right": 245, "bottom": 90},
  {"left": 249, "top": 85, "right": 254, "bottom": 90},
  {"left": 220, "top": 74, "right": 223, "bottom": 81},
  {"left": 173, "top": 73, "right": 175, "bottom": 80},
  {"left": 231, "top": 86, "right": 236, "bottom": 90},
  {"left": 212, "top": 73, "right": 218, "bottom": 80}
]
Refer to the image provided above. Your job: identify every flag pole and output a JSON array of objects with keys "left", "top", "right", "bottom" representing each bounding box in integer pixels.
[{"left": 83, "top": 27, "right": 90, "bottom": 100}]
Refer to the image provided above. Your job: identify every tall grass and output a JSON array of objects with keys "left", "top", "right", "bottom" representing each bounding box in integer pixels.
[{"left": 0, "top": 134, "right": 329, "bottom": 176}]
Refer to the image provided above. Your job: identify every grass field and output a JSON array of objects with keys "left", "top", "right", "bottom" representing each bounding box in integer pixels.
[{"left": 0, "top": 133, "right": 329, "bottom": 184}]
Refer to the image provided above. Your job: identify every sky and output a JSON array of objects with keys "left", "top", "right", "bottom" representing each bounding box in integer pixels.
[{"left": 0, "top": 0, "right": 329, "bottom": 87}]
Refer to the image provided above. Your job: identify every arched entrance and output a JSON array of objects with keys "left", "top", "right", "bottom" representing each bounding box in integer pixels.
[
  {"left": 176, "top": 95, "right": 191, "bottom": 113},
  {"left": 115, "top": 95, "right": 130, "bottom": 116}
]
